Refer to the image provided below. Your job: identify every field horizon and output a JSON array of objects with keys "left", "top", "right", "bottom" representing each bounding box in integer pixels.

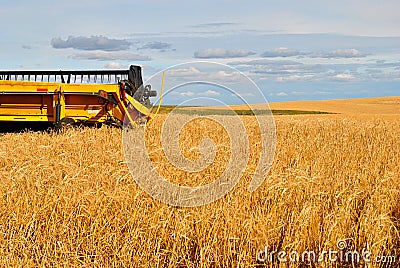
[{"left": 177, "top": 95, "right": 399, "bottom": 115}]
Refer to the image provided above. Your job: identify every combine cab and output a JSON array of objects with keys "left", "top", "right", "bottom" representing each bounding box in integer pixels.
[{"left": 0, "top": 65, "right": 156, "bottom": 128}]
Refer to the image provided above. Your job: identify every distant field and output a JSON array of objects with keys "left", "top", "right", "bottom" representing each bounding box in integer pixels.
[
  {"left": 153, "top": 96, "right": 400, "bottom": 116},
  {"left": 153, "top": 105, "right": 332, "bottom": 116},
  {"left": 267, "top": 96, "right": 400, "bottom": 115}
]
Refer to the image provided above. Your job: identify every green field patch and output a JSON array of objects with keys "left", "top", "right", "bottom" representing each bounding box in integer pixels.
[{"left": 152, "top": 105, "right": 333, "bottom": 116}]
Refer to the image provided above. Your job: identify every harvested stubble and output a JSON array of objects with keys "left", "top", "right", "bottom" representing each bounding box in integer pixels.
[{"left": 0, "top": 113, "right": 399, "bottom": 267}]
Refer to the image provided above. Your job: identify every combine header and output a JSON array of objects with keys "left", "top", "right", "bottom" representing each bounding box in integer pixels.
[{"left": 0, "top": 65, "right": 156, "bottom": 128}]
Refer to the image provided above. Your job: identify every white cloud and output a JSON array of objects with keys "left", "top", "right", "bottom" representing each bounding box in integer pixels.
[
  {"left": 313, "top": 90, "right": 332, "bottom": 95},
  {"left": 166, "top": 67, "right": 244, "bottom": 85},
  {"left": 191, "top": 22, "right": 239, "bottom": 28},
  {"left": 51, "top": 35, "right": 131, "bottom": 51},
  {"left": 229, "top": 57, "right": 400, "bottom": 84},
  {"left": 210, "top": 70, "right": 244, "bottom": 83},
  {"left": 167, "top": 67, "right": 202, "bottom": 77},
  {"left": 261, "top": 47, "right": 304, "bottom": 57},
  {"left": 268, "top": 92, "right": 289, "bottom": 97},
  {"left": 333, "top": 73, "right": 355, "bottom": 80},
  {"left": 171, "top": 90, "right": 221, "bottom": 98},
  {"left": 315, "top": 49, "right": 365, "bottom": 58},
  {"left": 276, "top": 92, "right": 288, "bottom": 96},
  {"left": 260, "top": 48, "right": 366, "bottom": 59},
  {"left": 138, "top": 41, "right": 172, "bottom": 50},
  {"left": 276, "top": 74, "right": 315, "bottom": 82},
  {"left": 104, "top": 62, "right": 124, "bottom": 69},
  {"left": 231, "top": 92, "right": 255, "bottom": 97},
  {"left": 291, "top": 91, "right": 306, "bottom": 95},
  {"left": 180, "top": 91, "right": 195, "bottom": 97},
  {"left": 194, "top": 48, "right": 255, "bottom": 59},
  {"left": 199, "top": 90, "right": 221, "bottom": 96},
  {"left": 70, "top": 51, "right": 151, "bottom": 61}
]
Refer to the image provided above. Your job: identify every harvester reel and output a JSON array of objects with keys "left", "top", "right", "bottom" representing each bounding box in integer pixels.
[{"left": 120, "top": 79, "right": 137, "bottom": 96}]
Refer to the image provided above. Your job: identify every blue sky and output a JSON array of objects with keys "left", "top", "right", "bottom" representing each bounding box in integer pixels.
[{"left": 1, "top": 0, "right": 399, "bottom": 104}]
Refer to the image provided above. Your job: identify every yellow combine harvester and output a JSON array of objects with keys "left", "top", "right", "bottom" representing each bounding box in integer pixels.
[{"left": 0, "top": 65, "right": 156, "bottom": 128}]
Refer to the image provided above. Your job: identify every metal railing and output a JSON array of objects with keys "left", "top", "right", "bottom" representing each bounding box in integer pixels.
[{"left": 0, "top": 70, "right": 130, "bottom": 84}]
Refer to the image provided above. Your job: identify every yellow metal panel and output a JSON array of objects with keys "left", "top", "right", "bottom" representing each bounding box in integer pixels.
[
  {"left": 0, "top": 115, "right": 50, "bottom": 121},
  {"left": 0, "top": 80, "right": 151, "bottom": 125},
  {"left": 62, "top": 83, "right": 119, "bottom": 93},
  {"left": 125, "top": 94, "right": 151, "bottom": 115},
  {"left": 0, "top": 80, "right": 59, "bottom": 92},
  {"left": 0, "top": 106, "right": 49, "bottom": 115}
]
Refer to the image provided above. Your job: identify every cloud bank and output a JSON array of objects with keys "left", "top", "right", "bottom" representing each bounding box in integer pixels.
[
  {"left": 104, "top": 62, "right": 124, "bottom": 69},
  {"left": 191, "top": 22, "right": 239, "bottom": 28},
  {"left": 138, "top": 41, "right": 172, "bottom": 50},
  {"left": 261, "top": 48, "right": 366, "bottom": 59},
  {"left": 261, "top": 47, "right": 304, "bottom": 57},
  {"left": 315, "top": 49, "right": 366, "bottom": 58},
  {"left": 70, "top": 51, "right": 151, "bottom": 61},
  {"left": 194, "top": 48, "right": 255, "bottom": 59},
  {"left": 51, "top": 36, "right": 131, "bottom": 51}
]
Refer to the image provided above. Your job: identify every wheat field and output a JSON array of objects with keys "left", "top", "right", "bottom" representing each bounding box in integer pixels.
[{"left": 0, "top": 100, "right": 399, "bottom": 267}]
